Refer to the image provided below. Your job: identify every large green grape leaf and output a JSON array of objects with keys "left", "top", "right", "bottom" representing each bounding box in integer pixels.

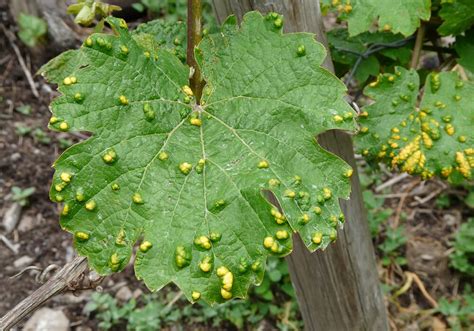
[
  {"left": 356, "top": 67, "right": 474, "bottom": 181},
  {"left": 327, "top": 0, "right": 430, "bottom": 37},
  {"left": 438, "top": 0, "right": 474, "bottom": 36},
  {"left": 40, "top": 13, "right": 355, "bottom": 304}
]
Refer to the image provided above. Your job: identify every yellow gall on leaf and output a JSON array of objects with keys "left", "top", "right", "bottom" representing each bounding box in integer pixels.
[
  {"left": 55, "top": 182, "right": 66, "bottom": 192},
  {"left": 158, "top": 151, "right": 169, "bottom": 161},
  {"left": 85, "top": 37, "right": 93, "bottom": 47},
  {"left": 333, "top": 115, "right": 343, "bottom": 123},
  {"left": 284, "top": 189, "right": 296, "bottom": 198},
  {"left": 102, "top": 149, "right": 117, "bottom": 164},
  {"left": 222, "top": 271, "right": 234, "bottom": 291},
  {"left": 61, "top": 203, "right": 70, "bottom": 216},
  {"left": 63, "top": 77, "right": 72, "bottom": 85},
  {"left": 465, "top": 148, "right": 474, "bottom": 156},
  {"left": 300, "top": 213, "right": 310, "bottom": 224},
  {"left": 175, "top": 246, "right": 191, "bottom": 268},
  {"left": 216, "top": 266, "right": 229, "bottom": 277},
  {"left": 49, "top": 116, "right": 59, "bottom": 124},
  {"left": 120, "top": 45, "right": 129, "bottom": 55},
  {"left": 268, "top": 178, "right": 280, "bottom": 186},
  {"left": 383, "top": 24, "right": 391, "bottom": 32},
  {"left": 110, "top": 253, "right": 120, "bottom": 271},
  {"left": 194, "top": 235, "right": 211, "bottom": 250},
  {"left": 132, "top": 193, "right": 144, "bottom": 204},
  {"left": 360, "top": 127, "right": 369, "bottom": 133},
  {"left": 456, "top": 152, "right": 471, "bottom": 178},
  {"left": 276, "top": 230, "right": 289, "bottom": 240},
  {"left": 313, "top": 206, "right": 322, "bottom": 215},
  {"left": 139, "top": 241, "right": 153, "bottom": 252},
  {"left": 441, "top": 167, "right": 452, "bottom": 178},
  {"left": 190, "top": 118, "right": 202, "bottom": 127},
  {"left": 119, "top": 95, "right": 129, "bottom": 105},
  {"left": 119, "top": 19, "right": 128, "bottom": 29},
  {"left": 445, "top": 124, "right": 455, "bottom": 136},
  {"left": 75, "top": 231, "right": 89, "bottom": 241},
  {"left": 323, "top": 187, "right": 332, "bottom": 200},
  {"left": 270, "top": 241, "right": 280, "bottom": 253},
  {"left": 60, "top": 172, "right": 72, "bottom": 183},
  {"left": 344, "top": 4, "right": 352, "bottom": 13},
  {"left": 85, "top": 200, "right": 97, "bottom": 211},
  {"left": 422, "top": 132, "right": 433, "bottom": 149},
  {"left": 75, "top": 189, "right": 85, "bottom": 202},
  {"left": 144, "top": 51, "right": 151, "bottom": 58},
  {"left": 263, "top": 236, "right": 275, "bottom": 249},
  {"left": 199, "top": 256, "right": 212, "bottom": 272},
  {"left": 368, "top": 80, "right": 379, "bottom": 88},
  {"left": 59, "top": 122, "right": 69, "bottom": 131},
  {"left": 312, "top": 232, "right": 322, "bottom": 245},
  {"left": 257, "top": 160, "right": 269, "bottom": 169},
  {"left": 192, "top": 291, "right": 201, "bottom": 301},
  {"left": 221, "top": 288, "right": 232, "bottom": 300},
  {"left": 344, "top": 168, "right": 353, "bottom": 178},
  {"left": 458, "top": 136, "right": 467, "bottom": 143},
  {"left": 182, "top": 85, "right": 193, "bottom": 96},
  {"left": 296, "top": 45, "right": 306, "bottom": 56},
  {"left": 179, "top": 162, "right": 192, "bottom": 175},
  {"left": 273, "top": 17, "right": 283, "bottom": 28},
  {"left": 435, "top": 101, "right": 446, "bottom": 108}
]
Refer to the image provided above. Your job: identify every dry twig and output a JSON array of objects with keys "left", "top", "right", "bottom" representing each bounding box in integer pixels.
[
  {"left": 0, "top": 257, "right": 88, "bottom": 330},
  {"left": 0, "top": 24, "right": 39, "bottom": 98}
]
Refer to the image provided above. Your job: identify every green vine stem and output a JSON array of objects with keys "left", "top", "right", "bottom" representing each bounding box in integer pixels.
[
  {"left": 187, "top": 0, "right": 203, "bottom": 102},
  {"left": 410, "top": 23, "right": 425, "bottom": 69}
]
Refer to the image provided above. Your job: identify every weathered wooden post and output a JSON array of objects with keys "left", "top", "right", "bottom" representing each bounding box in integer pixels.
[{"left": 212, "top": 1, "right": 389, "bottom": 330}]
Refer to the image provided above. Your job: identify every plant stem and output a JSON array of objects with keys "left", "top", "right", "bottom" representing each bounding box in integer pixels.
[
  {"left": 410, "top": 23, "right": 425, "bottom": 69},
  {"left": 187, "top": 0, "right": 203, "bottom": 103}
]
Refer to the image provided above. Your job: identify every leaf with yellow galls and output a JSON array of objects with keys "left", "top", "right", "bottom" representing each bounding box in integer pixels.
[
  {"left": 356, "top": 67, "right": 474, "bottom": 182},
  {"left": 326, "top": 0, "right": 430, "bottom": 37},
  {"left": 40, "top": 14, "right": 354, "bottom": 305}
]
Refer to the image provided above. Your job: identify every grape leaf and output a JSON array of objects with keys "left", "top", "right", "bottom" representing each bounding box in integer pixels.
[
  {"left": 327, "top": 0, "right": 430, "bottom": 37},
  {"left": 327, "top": 28, "right": 411, "bottom": 82},
  {"left": 438, "top": 0, "right": 474, "bottom": 36},
  {"left": 356, "top": 67, "right": 474, "bottom": 181},
  {"left": 455, "top": 30, "right": 474, "bottom": 74},
  {"left": 40, "top": 13, "right": 355, "bottom": 304}
]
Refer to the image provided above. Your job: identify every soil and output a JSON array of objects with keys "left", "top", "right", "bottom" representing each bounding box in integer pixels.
[{"left": 1, "top": 1, "right": 473, "bottom": 330}]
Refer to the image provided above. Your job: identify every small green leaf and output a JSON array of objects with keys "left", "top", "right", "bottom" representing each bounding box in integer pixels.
[
  {"left": 41, "top": 13, "right": 354, "bottom": 304},
  {"left": 357, "top": 67, "right": 474, "bottom": 181},
  {"left": 15, "top": 104, "right": 32, "bottom": 115},
  {"left": 438, "top": 0, "right": 474, "bottom": 36},
  {"left": 455, "top": 30, "right": 474, "bottom": 74},
  {"left": 451, "top": 218, "right": 474, "bottom": 275},
  {"left": 17, "top": 13, "right": 47, "bottom": 47}
]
